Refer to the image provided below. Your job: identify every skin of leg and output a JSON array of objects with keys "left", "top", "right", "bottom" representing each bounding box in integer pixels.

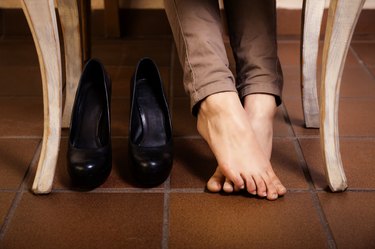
[
  {"left": 164, "top": 0, "right": 283, "bottom": 200},
  {"left": 207, "top": 0, "right": 285, "bottom": 200},
  {"left": 208, "top": 93, "right": 287, "bottom": 199},
  {"left": 199, "top": 92, "right": 282, "bottom": 200},
  {"left": 244, "top": 94, "right": 287, "bottom": 196}
]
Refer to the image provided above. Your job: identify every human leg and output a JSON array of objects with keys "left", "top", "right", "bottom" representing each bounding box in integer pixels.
[
  {"left": 214, "top": 0, "right": 286, "bottom": 198},
  {"left": 164, "top": 0, "right": 281, "bottom": 199}
]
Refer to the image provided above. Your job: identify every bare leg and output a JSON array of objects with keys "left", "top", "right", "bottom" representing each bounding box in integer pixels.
[{"left": 201, "top": 92, "right": 285, "bottom": 200}]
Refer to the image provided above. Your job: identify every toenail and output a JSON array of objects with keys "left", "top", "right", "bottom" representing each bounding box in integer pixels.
[{"left": 262, "top": 192, "right": 267, "bottom": 197}]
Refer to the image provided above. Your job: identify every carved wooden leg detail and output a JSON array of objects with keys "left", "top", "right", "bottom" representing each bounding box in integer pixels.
[
  {"left": 321, "top": 0, "right": 365, "bottom": 192},
  {"left": 57, "top": 0, "right": 83, "bottom": 128},
  {"left": 22, "top": 0, "right": 62, "bottom": 194},
  {"left": 301, "top": 0, "right": 325, "bottom": 128}
]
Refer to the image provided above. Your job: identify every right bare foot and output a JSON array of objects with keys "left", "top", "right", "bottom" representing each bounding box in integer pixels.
[{"left": 197, "top": 92, "right": 285, "bottom": 200}]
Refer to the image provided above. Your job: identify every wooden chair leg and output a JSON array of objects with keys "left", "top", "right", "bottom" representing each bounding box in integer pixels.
[
  {"left": 21, "top": 0, "right": 62, "bottom": 194},
  {"left": 300, "top": 0, "right": 325, "bottom": 128},
  {"left": 78, "top": 0, "right": 91, "bottom": 63},
  {"left": 320, "top": 0, "right": 365, "bottom": 192},
  {"left": 57, "top": 0, "right": 83, "bottom": 128}
]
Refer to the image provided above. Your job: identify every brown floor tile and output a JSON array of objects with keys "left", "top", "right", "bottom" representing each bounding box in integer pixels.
[
  {"left": 340, "top": 66, "right": 375, "bottom": 98},
  {"left": 0, "top": 192, "right": 16, "bottom": 225},
  {"left": 92, "top": 38, "right": 172, "bottom": 67},
  {"left": 271, "top": 138, "right": 309, "bottom": 189},
  {"left": 352, "top": 42, "right": 375, "bottom": 66},
  {"left": 0, "top": 192, "right": 164, "bottom": 249},
  {"left": 318, "top": 192, "right": 375, "bottom": 249},
  {"left": 369, "top": 66, "right": 375, "bottom": 76},
  {"left": 281, "top": 66, "right": 301, "bottom": 99},
  {"left": 169, "top": 193, "right": 329, "bottom": 249},
  {"left": 278, "top": 41, "right": 359, "bottom": 67},
  {"left": 0, "top": 40, "right": 38, "bottom": 66},
  {"left": 338, "top": 99, "right": 375, "bottom": 136},
  {"left": 0, "top": 66, "right": 42, "bottom": 96},
  {"left": 170, "top": 138, "right": 308, "bottom": 190},
  {"left": 170, "top": 138, "right": 216, "bottom": 189},
  {"left": 274, "top": 106, "right": 294, "bottom": 137},
  {"left": 1, "top": 27, "right": 374, "bottom": 249},
  {"left": 284, "top": 98, "right": 375, "bottom": 137},
  {"left": 282, "top": 65, "right": 375, "bottom": 99},
  {"left": 299, "top": 138, "right": 375, "bottom": 190},
  {"left": 111, "top": 97, "right": 130, "bottom": 136},
  {"left": 0, "top": 97, "right": 43, "bottom": 136},
  {"left": 172, "top": 98, "right": 198, "bottom": 137},
  {"left": 0, "top": 139, "right": 39, "bottom": 189},
  {"left": 282, "top": 98, "right": 320, "bottom": 137}
]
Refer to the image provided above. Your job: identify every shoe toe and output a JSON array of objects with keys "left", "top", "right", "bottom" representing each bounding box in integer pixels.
[
  {"left": 131, "top": 149, "right": 173, "bottom": 186},
  {"left": 68, "top": 149, "right": 111, "bottom": 189}
]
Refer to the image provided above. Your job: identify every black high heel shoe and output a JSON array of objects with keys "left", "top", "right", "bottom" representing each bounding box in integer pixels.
[
  {"left": 129, "top": 58, "right": 173, "bottom": 186},
  {"left": 67, "top": 59, "right": 112, "bottom": 189}
]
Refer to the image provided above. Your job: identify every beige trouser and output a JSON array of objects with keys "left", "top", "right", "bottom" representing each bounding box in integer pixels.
[{"left": 164, "top": 0, "right": 283, "bottom": 115}]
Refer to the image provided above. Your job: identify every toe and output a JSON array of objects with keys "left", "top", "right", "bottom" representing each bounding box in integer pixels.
[
  {"left": 223, "top": 178, "right": 234, "bottom": 193},
  {"left": 263, "top": 176, "right": 278, "bottom": 201},
  {"left": 245, "top": 176, "right": 257, "bottom": 195},
  {"left": 221, "top": 165, "right": 245, "bottom": 190},
  {"left": 207, "top": 167, "right": 224, "bottom": 192},
  {"left": 253, "top": 175, "right": 267, "bottom": 198},
  {"left": 275, "top": 181, "right": 287, "bottom": 196}
]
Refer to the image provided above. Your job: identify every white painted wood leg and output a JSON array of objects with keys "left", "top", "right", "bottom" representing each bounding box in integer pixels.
[
  {"left": 21, "top": 0, "right": 62, "bottom": 194},
  {"left": 301, "top": 0, "right": 325, "bottom": 128},
  {"left": 57, "top": 0, "right": 83, "bottom": 128},
  {"left": 320, "top": 0, "right": 365, "bottom": 192}
]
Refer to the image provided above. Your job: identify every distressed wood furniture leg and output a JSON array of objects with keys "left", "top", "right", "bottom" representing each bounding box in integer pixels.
[
  {"left": 300, "top": 0, "right": 325, "bottom": 128},
  {"left": 21, "top": 0, "right": 62, "bottom": 194},
  {"left": 321, "top": 0, "right": 365, "bottom": 192},
  {"left": 78, "top": 0, "right": 91, "bottom": 62},
  {"left": 57, "top": 0, "right": 83, "bottom": 128}
]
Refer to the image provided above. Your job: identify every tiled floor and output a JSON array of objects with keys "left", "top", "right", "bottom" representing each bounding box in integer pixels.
[{"left": 0, "top": 33, "right": 375, "bottom": 249}]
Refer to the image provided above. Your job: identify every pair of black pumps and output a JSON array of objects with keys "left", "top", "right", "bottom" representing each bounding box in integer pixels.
[{"left": 67, "top": 58, "right": 173, "bottom": 189}]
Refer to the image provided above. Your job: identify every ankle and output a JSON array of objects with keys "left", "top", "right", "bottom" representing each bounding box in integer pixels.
[
  {"left": 199, "top": 92, "right": 241, "bottom": 117},
  {"left": 243, "top": 94, "right": 277, "bottom": 121}
]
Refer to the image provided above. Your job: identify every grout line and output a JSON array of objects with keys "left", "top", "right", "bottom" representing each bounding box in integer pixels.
[
  {"left": 9, "top": 187, "right": 375, "bottom": 194},
  {"left": 292, "top": 138, "right": 338, "bottom": 249},
  {"left": 349, "top": 46, "right": 375, "bottom": 80},
  {"left": 0, "top": 136, "right": 42, "bottom": 139},
  {"left": 280, "top": 102, "right": 297, "bottom": 138},
  {"left": 0, "top": 140, "right": 42, "bottom": 240},
  {"left": 161, "top": 176, "right": 171, "bottom": 249},
  {"left": 161, "top": 44, "right": 175, "bottom": 249},
  {"left": 292, "top": 139, "right": 315, "bottom": 190},
  {"left": 309, "top": 192, "right": 337, "bottom": 249}
]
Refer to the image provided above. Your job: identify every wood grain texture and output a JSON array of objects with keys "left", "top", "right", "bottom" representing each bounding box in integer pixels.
[
  {"left": 320, "top": 0, "right": 365, "bottom": 192},
  {"left": 57, "top": 0, "right": 83, "bottom": 128},
  {"left": 21, "top": 0, "right": 62, "bottom": 194},
  {"left": 300, "top": 0, "right": 325, "bottom": 128}
]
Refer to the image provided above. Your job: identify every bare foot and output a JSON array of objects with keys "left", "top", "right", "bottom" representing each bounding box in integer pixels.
[
  {"left": 244, "top": 94, "right": 287, "bottom": 197},
  {"left": 199, "top": 92, "right": 285, "bottom": 200}
]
